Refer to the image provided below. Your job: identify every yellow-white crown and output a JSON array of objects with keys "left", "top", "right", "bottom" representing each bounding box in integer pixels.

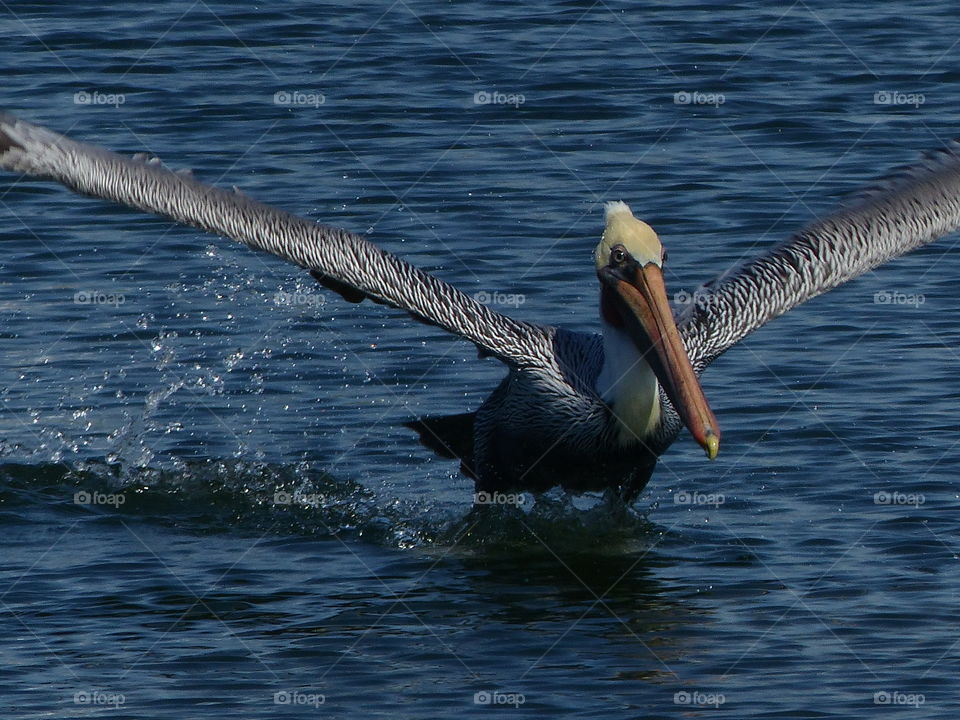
[{"left": 594, "top": 201, "right": 663, "bottom": 270}]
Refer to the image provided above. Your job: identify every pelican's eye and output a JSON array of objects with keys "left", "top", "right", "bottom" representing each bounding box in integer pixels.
[{"left": 610, "top": 246, "right": 627, "bottom": 266}]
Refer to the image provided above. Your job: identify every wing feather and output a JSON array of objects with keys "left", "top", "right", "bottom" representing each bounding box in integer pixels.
[
  {"left": 0, "top": 112, "right": 552, "bottom": 368},
  {"left": 679, "top": 141, "right": 960, "bottom": 372}
]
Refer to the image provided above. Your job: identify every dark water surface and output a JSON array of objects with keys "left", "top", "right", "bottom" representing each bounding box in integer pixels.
[{"left": 2, "top": 2, "right": 960, "bottom": 717}]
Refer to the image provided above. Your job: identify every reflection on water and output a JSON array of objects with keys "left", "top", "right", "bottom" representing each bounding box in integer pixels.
[{"left": 0, "top": 456, "right": 706, "bottom": 714}]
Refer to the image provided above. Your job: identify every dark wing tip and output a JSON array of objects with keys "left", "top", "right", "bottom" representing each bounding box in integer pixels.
[
  {"left": 403, "top": 412, "right": 476, "bottom": 463},
  {"left": 309, "top": 269, "right": 368, "bottom": 303}
]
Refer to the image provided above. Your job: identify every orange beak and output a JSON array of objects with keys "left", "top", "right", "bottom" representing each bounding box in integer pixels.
[{"left": 601, "top": 261, "right": 720, "bottom": 459}]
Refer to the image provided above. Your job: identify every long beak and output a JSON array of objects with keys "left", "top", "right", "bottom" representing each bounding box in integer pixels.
[{"left": 604, "top": 262, "right": 720, "bottom": 459}]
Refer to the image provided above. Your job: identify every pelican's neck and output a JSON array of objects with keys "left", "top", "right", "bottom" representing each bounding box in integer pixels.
[{"left": 596, "top": 319, "right": 661, "bottom": 446}]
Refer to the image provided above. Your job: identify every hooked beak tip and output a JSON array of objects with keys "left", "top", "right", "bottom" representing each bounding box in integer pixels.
[{"left": 702, "top": 430, "right": 719, "bottom": 460}]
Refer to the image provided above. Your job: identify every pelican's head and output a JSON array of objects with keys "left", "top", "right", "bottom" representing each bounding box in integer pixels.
[
  {"left": 595, "top": 201, "right": 720, "bottom": 460},
  {"left": 595, "top": 201, "right": 663, "bottom": 271}
]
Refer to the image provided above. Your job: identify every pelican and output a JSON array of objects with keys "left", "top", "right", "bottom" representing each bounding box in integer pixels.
[{"left": 1, "top": 112, "right": 959, "bottom": 501}]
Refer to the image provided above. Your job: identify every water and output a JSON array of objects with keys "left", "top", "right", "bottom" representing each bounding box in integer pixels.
[{"left": 2, "top": 1, "right": 959, "bottom": 717}]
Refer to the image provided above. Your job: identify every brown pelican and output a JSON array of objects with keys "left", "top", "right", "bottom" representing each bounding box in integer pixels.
[{"left": 1, "top": 112, "right": 958, "bottom": 500}]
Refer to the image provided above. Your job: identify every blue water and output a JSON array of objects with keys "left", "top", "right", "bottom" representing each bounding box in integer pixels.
[{"left": 2, "top": 1, "right": 960, "bottom": 717}]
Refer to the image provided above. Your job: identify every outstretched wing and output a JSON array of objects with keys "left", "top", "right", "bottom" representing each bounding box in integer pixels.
[
  {"left": 0, "top": 112, "right": 553, "bottom": 368},
  {"left": 679, "top": 142, "right": 960, "bottom": 372}
]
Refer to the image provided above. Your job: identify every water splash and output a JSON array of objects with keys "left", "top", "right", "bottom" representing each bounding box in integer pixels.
[{"left": 0, "top": 457, "right": 662, "bottom": 554}]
